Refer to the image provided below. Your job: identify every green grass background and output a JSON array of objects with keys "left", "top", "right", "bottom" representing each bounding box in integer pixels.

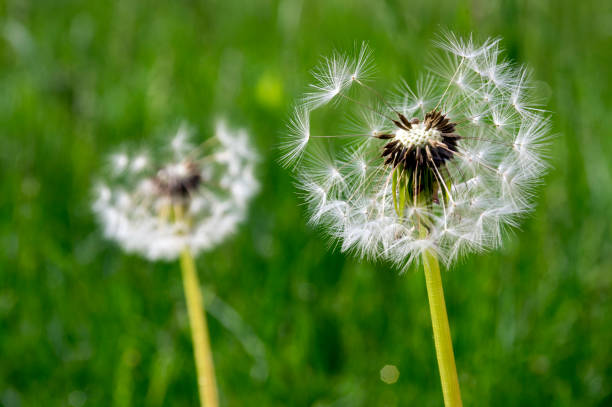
[{"left": 1, "top": 0, "right": 611, "bottom": 405}]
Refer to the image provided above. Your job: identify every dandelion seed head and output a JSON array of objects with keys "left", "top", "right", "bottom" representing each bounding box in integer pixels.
[
  {"left": 93, "top": 120, "right": 259, "bottom": 260},
  {"left": 284, "top": 34, "right": 551, "bottom": 270}
]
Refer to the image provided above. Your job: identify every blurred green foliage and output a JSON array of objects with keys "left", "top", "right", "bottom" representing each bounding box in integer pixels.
[{"left": 1, "top": 0, "right": 612, "bottom": 406}]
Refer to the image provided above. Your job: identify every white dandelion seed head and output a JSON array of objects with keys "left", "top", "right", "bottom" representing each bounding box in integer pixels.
[
  {"left": 93, "top": 120, "right": 259, "bottom": 261},
  {"left": 284, "top": 34, "right": 551, "bottom": 270}
]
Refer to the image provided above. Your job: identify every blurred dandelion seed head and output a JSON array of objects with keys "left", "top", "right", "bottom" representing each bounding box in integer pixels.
[
  {"left": 93, "top": 120, "right": 259, "bottom": 260},
  {"left": 283, "top": 34, "right": 551, "bottom": 270}
]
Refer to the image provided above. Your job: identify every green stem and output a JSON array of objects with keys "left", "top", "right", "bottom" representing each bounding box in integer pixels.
[
  {"left": 422, "top": 249, "right": 463, "bottom": 407},
  {"left": 179, "top": 247, "right": 219, "bottom": 407}
]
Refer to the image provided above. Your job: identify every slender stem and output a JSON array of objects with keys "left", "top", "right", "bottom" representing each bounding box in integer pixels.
[
  {"left": 179, "top": 248, "right": 219, "bottom": 407},
  {"left": 175, "top": 205, "right": 219, "bottom": 407},
  {"left": 422, "top": 250, "right": 462, "bottom": 407}
]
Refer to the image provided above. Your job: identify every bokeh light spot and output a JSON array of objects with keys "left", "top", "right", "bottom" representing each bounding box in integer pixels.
[{"left": 380, "top": 364, "right": 400, "bottom": 384}]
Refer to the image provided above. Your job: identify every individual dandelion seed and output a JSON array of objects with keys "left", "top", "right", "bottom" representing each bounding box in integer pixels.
[
  {"left": 93, "top": 120, "right": 259, "bottom": 407},
  {"left": 282, "top": 34, "right": 551, "bottom": 407}
]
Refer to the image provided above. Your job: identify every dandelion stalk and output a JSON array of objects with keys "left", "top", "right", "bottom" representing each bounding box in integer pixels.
[
  {"left": 422, "top": 249, "right": 462, "bottom": 407},
  {"left": 179, "top": 248, "right": 219, "bottom": 407},
  {"left": 176, "top": 205, "right": 219, "bottom": 407}
]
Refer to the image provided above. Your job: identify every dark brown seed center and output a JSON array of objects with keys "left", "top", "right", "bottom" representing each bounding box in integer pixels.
[
  {"left": 375, "top": 110, "right": 460, "bottom": 206},
  {"left": 152, "top": 161, "right": 202, "bottom": 199},
  {"left": 377, "top": 110, "right": 460, "bottom": 172}
]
